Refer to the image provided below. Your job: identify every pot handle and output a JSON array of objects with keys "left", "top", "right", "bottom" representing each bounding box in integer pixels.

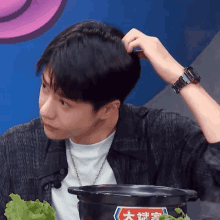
[
  {"left": 68, "top": 186, "right": 83, "bottom": 196},
  {"left": 180, "top": 189, "right": 198, "bottom": 202}
]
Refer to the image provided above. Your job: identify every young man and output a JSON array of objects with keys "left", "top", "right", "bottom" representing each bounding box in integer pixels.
[{"left": 0, "top": 20, "right": 220, "bottom": 220}]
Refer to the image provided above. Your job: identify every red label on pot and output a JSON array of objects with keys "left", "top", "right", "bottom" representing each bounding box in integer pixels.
[{"left": 113, "top": 207, "right": 168, "bottom": 220}]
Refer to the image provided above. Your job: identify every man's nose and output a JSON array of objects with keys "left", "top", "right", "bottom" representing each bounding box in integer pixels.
[{"left": 40, "top": 97, "right": 56, "bottom": 118}]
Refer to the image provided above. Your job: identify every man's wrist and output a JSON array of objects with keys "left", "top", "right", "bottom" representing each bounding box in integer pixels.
[{"left": 169, "top": 66, "right": 184, "bottom": 84}]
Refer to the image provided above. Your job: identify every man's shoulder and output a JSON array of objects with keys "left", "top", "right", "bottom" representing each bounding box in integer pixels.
[
  {"left": 122, "top": 102, "right": 167, "bottom": 121},
  {"left": 0, "top": 117, "right": 45, "bottom": 145},
  {"left": 118, "top": 103, "right": 170, "bottom": 137},
  {"left": 123, "top": 103, "right": 199, "bottom": 132}
]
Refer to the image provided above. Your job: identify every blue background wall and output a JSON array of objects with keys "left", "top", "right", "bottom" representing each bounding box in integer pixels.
[{"left": 0, "top": 0, "right": 220, "bottom": 135}]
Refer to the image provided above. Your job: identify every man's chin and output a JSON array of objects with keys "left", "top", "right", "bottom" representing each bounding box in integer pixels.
[
  {"left": 43, "top": 128, "right": 65, "bottom": 140},
  {"left": 43, "top": 126, "right": 80, "bottom": 140}
]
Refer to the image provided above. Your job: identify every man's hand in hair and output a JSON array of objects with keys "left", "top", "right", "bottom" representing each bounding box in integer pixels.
[{"left": 122, "top": 28, "right": 184, "bottom": 85}]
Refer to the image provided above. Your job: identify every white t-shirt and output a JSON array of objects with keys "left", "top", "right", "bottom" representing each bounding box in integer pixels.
[{"left": 51, "top": 131, "right": 117, "bottom": 220}]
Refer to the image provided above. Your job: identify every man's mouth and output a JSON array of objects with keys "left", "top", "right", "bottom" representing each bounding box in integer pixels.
[{"left": 42, "top": 121, "right": 59, "bottom": 130}]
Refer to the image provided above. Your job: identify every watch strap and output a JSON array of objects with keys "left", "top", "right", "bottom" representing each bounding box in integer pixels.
[{"left": 172, "top": 66, "right": 199, "bottom": 94}]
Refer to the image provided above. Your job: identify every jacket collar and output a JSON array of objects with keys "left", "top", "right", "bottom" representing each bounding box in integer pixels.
[
  {"left": 110, "top": 103, "right": 149, "bottom": 160},
  {"left": 38, "top": 103, "right": 149, "bottom": 179}
]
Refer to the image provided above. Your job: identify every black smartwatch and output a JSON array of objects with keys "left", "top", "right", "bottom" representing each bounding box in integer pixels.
[{"left": 172, "top": 66, "right": 201, "bottom": 94}]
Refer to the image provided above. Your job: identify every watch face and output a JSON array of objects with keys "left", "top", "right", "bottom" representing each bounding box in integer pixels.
[{"left": 187, "top": 66, "right": 201, "bottom": 82}]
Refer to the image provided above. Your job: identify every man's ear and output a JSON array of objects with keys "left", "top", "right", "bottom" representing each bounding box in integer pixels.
[{"left": 100, "top": 100, "right": 121, "bottom": 120}]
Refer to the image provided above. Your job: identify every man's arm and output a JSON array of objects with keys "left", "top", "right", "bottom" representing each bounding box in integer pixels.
[
  {"left": 122, "top": 29, "right": 220, "bottom": 144},
  {"left": 173, "top": 66, "right": 220, "bottom": 144}
]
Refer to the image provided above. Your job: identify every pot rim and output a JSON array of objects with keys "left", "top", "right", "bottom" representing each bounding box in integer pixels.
[
  {"left": 68, "top": 184, "right": 188, "bottom": 197},
  {"left": 68, "top": 184, "right": 197, "bottom": 206}
]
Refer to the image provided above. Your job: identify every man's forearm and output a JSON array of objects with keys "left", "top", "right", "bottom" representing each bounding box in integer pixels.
[{"left": 174, "top": 66, "right": 220, "bottom": 143}]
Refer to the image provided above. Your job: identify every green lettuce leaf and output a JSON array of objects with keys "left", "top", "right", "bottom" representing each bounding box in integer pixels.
[
  {"left": 159, "top": 207, "right": 190, "bottom": 220},
  {"left": 4, "top": 194, "right": 56, "bottom": 220}
]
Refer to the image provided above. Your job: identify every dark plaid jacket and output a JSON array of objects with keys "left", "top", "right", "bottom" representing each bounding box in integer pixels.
[{"left": 0, "top": 103, "right": 220, "bottom": 219}]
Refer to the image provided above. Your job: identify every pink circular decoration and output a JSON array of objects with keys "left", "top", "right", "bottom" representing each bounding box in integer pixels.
[
  {"left": 0, "top": 0, "right": 67, "bottom": 40},
  {"left": 0, "top": 0, "right": 27, "bottom": 18}
]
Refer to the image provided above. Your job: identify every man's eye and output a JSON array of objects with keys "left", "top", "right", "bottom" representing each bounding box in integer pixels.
[
  {"left": 41, "top": 83, "right": 70, "bottom": 107},
  {"left": 60, "top": 100, "right": 68, "bottom": 107},
  {"left": 42, "top": 83, "right": 47, "bottom": 89}
]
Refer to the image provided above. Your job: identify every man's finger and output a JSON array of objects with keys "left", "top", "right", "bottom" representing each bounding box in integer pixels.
[{"left": 133, "top": 50, "right": 149, "bottom": 60}]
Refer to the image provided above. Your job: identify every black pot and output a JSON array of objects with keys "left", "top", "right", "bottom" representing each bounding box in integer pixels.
[{"left": 68, "top": 184, "right": 198, "bottom": 220}]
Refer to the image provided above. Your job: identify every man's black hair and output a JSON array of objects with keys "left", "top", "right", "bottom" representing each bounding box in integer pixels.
[{"left": 36, "top": 20, "right": 141, "bottom": 114}]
